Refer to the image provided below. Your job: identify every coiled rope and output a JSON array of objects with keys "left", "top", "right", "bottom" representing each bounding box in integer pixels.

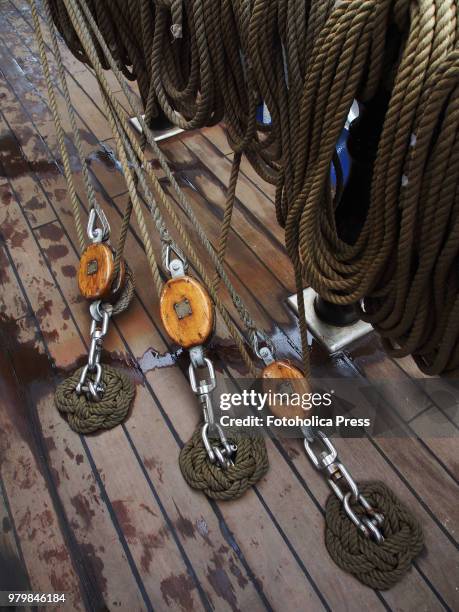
[
  {"left": 179, "top": 429, "right": 269, "bottom": 500},
  {"left": 48, "top": 0, "right": 459, "bottom": 375},
  {"left": 55, "top": 365, "right": 135, "bottom": 434},
  {"left": 325, "top": 482, "right": 424, "bottom": 590}
]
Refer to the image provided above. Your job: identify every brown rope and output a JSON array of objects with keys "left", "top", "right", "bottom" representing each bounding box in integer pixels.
[
  {"left": 325, "top": 481, "right": 424, "bottom": 590},
  {"left": 55, "top": 365, "right": 135, "bottom": 434},
  {"left": 48, "top": 0, "right": 458, "bottom": 376},
  {"left": 212, "top": 151, "right": 241, "bottom": 292},
  {"left": 179, "top": 429, "right": 269, "bottom": 500}
]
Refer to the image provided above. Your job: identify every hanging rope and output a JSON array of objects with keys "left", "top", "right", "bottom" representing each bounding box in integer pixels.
[
  {"left": 47, "top": 0, "right": 459, "bottom": 376},
  {"left": 284, "top": 0, "right": 458, "bottom": 376},
  {"left": 213, "top": 151, "right": 242, "bottom": 292}
]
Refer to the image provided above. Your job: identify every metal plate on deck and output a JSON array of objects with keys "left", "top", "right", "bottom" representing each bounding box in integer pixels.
[
  {"left": 287, "top": 288, "right": 373, "bottom": 352},
  {"left": 129, "top": 114, "right": 184, "bottom": 141}
]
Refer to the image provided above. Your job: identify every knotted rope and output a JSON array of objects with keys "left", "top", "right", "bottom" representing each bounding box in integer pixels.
[
  {"left": 55, "top": 365, "right": 135, "bottom": 434},
  {"left": 325, "top": 481, "right": 424, "bottom": 590},
  {"left": 179, "top": 429, "right": 269, "bottom": 500}
]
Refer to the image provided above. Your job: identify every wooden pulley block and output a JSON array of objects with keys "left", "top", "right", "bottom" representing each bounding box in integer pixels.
[
  {"left": 262, "top": 360, "right": 311, "bottom": 419},
  {"left": 78, "top": 243, "right": 126, "bottom": 300},
  {"left": 160, "top": 276, "right": 214, "bottom": 348}
]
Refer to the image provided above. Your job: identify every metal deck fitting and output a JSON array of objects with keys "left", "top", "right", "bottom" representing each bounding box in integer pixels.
[
  {"left": 129, "top": 114, "right": 184, "bottom": 141},
  {"left": 287, "top": 288, "right": 373, "bottom": 353}
]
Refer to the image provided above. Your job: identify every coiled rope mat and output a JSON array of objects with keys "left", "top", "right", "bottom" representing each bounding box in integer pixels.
[
  {"left": 325, "top": 482, "right": 424, "bottom": 590},
  {"left": 49, "top": 0, "right": 459, "bottom": 376},
  {"left": 179, "top": 429, "right": 269, "bottom": 500},
  {"left": 55, "top": 365, "right": 135, "bottom": 434}
]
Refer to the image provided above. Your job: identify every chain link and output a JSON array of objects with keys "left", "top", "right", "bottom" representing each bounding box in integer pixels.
[
  {"left": 304, "top": 430, "right": 385, "bottom": 543},
  {"left": 76, "top": 300, "right": 113, "bottom": 401}
]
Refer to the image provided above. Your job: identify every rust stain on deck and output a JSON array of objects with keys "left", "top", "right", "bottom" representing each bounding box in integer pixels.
[
  {"left": 173, "top": 502, "right": 195, "bottom": 540},
  {"left": 79, "top": 542, "right": 108, "bottom": 597},
  {"left": 35, "top": 222, "right": 65, "bottom": 242},
  {"left": 160, "top": 572, "right": 196, "bottom": 611},
  {"left": 111, "top": 500, "right": 137, "bottom": 540},
  {"left": 0, "top": 133, "right": 59, "bottom": 179},
  {"left": 206, "top": 550, "right": 241, "bottom": 612},
  {"left": 70, "top": 493, "right": 95, "bottom": 530},
  {"left": 1, "top": 215, "right": 29, "bottom": 249},
  {"left": 25, "top": 195, "right": 45, "bottom": 211},
  {"left": 140, "top": 530, "right": 168, "bottom": 573},
  {"left": 42, "top": 243, "right": 69, "bottom": 262}
]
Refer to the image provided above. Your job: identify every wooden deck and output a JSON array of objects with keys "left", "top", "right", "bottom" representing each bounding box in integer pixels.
[{"left": 0, "top": 1, "right": 458, "bottom": 610}]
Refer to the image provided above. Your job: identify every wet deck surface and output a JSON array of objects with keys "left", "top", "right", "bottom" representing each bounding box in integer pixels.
[{"left": 0, "top": 1, "right": 458, "bottom": 611}]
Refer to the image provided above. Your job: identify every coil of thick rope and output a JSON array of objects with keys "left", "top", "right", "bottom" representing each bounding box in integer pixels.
[
  {"left": 283, "top": 0, "right": 459, "bottom": 376},
  {"left": 325, "top": 481, "right": 424, "bottom": 590},
  {"left": 48, "top": 0, "right": 458, "bottom": 376},
  {"left": 34, "top": 0, "right": 431, "bottom": 588}
]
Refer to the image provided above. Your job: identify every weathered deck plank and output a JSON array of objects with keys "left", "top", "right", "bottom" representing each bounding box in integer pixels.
[
  {"left": 0, "top": 474, "right": 32, "bottom": 606},
  {"left": 0, "top": 314, "right": 85, "bottom": 611}
]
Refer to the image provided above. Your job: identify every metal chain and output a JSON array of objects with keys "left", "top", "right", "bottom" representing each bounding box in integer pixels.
[
  {"left": 302, "top": 429, "right": 385, "bottom": 543},
  {"left": 76, "top": 300, "right": 113, "bottom": 401}
]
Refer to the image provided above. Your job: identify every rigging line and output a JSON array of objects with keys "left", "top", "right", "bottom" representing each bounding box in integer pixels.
[
  {"left": 62, "top": 0, "right": 273, "bottom": 374},
  {"left": 30, "top": 0, "right": 85, "bottom": 253},
  {"left": 63, "top": 0, "right": 277, "bottom": 352}
]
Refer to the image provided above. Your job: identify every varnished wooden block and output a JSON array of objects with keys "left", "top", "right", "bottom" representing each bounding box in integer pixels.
[
  {"left": 78, "top": 243, "right": 117, "bottom": 300},
  {"left": 160, "top": 276, "right": 214, "bottom": 348},
  {"left": 262, "top": 360, "right": 311, "bottom": 419}
]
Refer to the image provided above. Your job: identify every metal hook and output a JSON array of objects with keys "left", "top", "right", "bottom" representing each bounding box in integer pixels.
[
  {"left": 252, "top": 330, "right": 275, "bottom": 364},
  {"left": 304, "top": 431, "right": 338, "bottom": 470},
  {"left": 165, "top": 242, "right": 188, "bottom": 277},
  {"left": 87, "top": 207, "right": 110, "bottom": 243}
]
